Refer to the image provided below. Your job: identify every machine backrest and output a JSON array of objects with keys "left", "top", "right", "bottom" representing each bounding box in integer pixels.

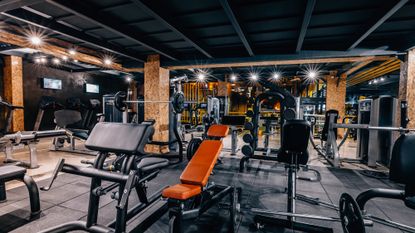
[
  {"left": 390, "top": 134, "right": 415, "bottom": 186},
  {"left": 278, "top": 119, "right": 310, "bottom": 165},
  {"left": 321, "top": 109, "right": 339, "bottom": 141},
  {"left": 54, "top": 110, "right": 82, "bottom": 128},
  {"left": 207, "top": 124, "right": 229, "bottom": 138},
  {"left": 85, "top": 122, "right": 153, "bottom": 154}
]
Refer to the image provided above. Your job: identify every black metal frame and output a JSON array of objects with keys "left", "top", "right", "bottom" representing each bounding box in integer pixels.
[
  {"left": 39, "top": 152, "right": 167, "bottom": 233},
  {"left": 167, "top": 184, "right": 238, "bottom": 233}
]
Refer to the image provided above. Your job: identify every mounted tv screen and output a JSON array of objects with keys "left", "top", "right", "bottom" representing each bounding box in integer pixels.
[
  {"left": 85, "top": 83, "right": 99, "bottom": 93},
  {"left": 42, "top": 78, "right": 62, "bottom": 90}
]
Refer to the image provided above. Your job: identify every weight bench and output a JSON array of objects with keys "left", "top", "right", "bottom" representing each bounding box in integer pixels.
[
  {"left": 0, "top": 165, "right": 40, "bottom": 217},
  {"left": 162, "top": 125, "right": 240, "bottom": 233}
]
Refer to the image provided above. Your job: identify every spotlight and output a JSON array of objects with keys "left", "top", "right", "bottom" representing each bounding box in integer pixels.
[
  {"left": 52, "top": 58, "right": 60, "bottom": 65},
  {"left": 230, "top": 74, "right": 237, "bottom": 81},
  {"left": 62, "top": 55, "right": 68, "bottom": 61},
  {"left": 250, "top": 73, "right": 258, "bottom": 80},
  {"left": 69, "top": 49, "right": 76, "bottom": 55},
  {"left": 272, "top": 72, "right": 281, "bottom": 80},
  {"left": 308, "top": 71, "right": 317, "bottom": 79},
  {"left": 197, "top": 73, "right": 205, "bottom": 81},
  {"left": 29, "top": 36, "right": 42, "bottom": 45},
  {"left": 373, "top": 79, "right": 378, "bottom": 83},
  {"left": 40, "top": 57, "right": 47, "bottom": 64},
  {"left": 369, "top": 81, "right": 372, "bottom": 85},
  {"left": 380, "top": 77, "right": 385, "bottom": 81},
  {"left": 104, "top": 58, "right": 112, "bottom": 65},
  {"left": 73, "top": 59, "right": 78, "bottom": 63},
  {"left": 126, "top": 76, "right": 132, "bottom": 82},
  {"left": 34, "top": 57, "right": 41, "bottom": 63}
]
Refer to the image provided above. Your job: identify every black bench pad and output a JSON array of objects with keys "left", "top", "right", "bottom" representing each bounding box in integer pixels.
[
  {"left": 405, "top": 196, "right": 415, "bottom": 209},
  {"left": 137, "top": 158, "right": 169, "bottom": 175},
  {"left": 0, "top": 165, "right": 26, "bottom": 181}
]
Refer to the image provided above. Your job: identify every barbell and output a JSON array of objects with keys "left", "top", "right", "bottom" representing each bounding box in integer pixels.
[{"left": 114, "top": 91, "right": 186, "bottom": 113}]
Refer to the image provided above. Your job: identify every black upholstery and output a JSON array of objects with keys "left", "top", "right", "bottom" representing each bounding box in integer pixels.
[
  {"left": 71, "top": 130, "right": 89, "bottom": 140},
  {"left": 0, "top": 166, "right": 26, "bottom": 181},
  {"left": 136, "top": 157, "right": 169, "bottom": 176},
  {"left": 85, "top": 122, "right": 152, "bottom": 154},
  {"left": 54, "top": 110, "right": 82, "bottom": 128},
  {"left": 405, "top": 197, "right": 415, "bottom": 209},
  {"left": 389, "top": 134, "right": 415, "bottom": 186},
  {"left": 321, "top": 109, "right": 339, "bottom": 141},
  {"left": 278, "top": 119, "right": 310, "bottom": 165}
]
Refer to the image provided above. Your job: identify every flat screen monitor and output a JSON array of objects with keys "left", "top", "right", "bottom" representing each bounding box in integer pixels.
[
  {"left": 85, "top": 83, "right": 100, "bottom": 93},
  {"left": 42, "top": 78, "right": 62, "bottom": 90}
]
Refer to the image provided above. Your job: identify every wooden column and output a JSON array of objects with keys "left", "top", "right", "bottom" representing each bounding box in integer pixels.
[
  {"left": 144, "top": 55, "right": 170, "bottom": 152},
  {"left": 400, "top": 48, "right": 415, "bottom": 128},
  {"left": 326, "top": 72, "right": 347, "bottom": 136},
  {"left": 3, "top": 56, "right": 24, "bottom": 132}
]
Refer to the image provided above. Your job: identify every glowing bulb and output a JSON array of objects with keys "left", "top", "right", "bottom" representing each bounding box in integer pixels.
[
  {"left": 40, "top": 57, "right": 47, "bottom": 64},
  {"left": 73, "top": 59, "right": 78, "bottom": 63},
  {"left": 373, "top": 79, "right": 378, "bottom": 83},
  {"left": 29, "top": 36, "right": 42, "bottom": 45},
  {"left": 126, "top": 77, "right": 132, "bottom": 82},
  {"left": 34, "top": 57, "right": 41, "bottom": 63},
  {"left": 62, "top": 55, "right": 68, "bottom": 61},
  {"left": 250, "top": 74, "right": 258, "bottom": 80},
  {"left": 197, "top": 73, "right": 205, "bottom": 81},
  {"left": 52, "top": 58, "right": 60, "bottom": 64},
  {"left": 69, "top": 49, "right": 76, "bottom": 55},
  {"left": 230, "top": 74, "right": 237, "bottom": 81},
  {"left": 380, "top": 77, "right": 385, "bottom": 81},
  {"left": 272, "top": 72, "right": 280, "bottom": 80},
  {"left": 104, "top": 58, "right": 112, "bottom": 65},
  {"left": 308, "top": 71, "right": 317, "bottom": 79}
]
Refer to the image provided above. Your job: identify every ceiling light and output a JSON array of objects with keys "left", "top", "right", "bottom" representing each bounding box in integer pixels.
[
  {"left": 69, "top": 49, "right": 76, "bottom": 55},
  {"left": 197, "top": 73, "right": 205, "bottom": 81},
  {"left": 230, "top": 74, "right": 237, "bottom": 81},
  {"left": 126, "top": 76, "right": 132, "bottom": 82},
  {"left": 73, "top": 59, "right": 78, "bottom": 63},
  {"left": 29, "top": 36, "right": 42, "bottom": 45},
  {"left": 40, "top": 57, "right": 47, "bottom": 64},
  {"left": 104, "top": 58, "right": 112, "bottom": 65},
  {"left": 308, "top": 71, "right": 317, "bottom": 79},
  {"left": 34, "top": 57, "right": 41, "bottom": 63},
  {"left": 250, "top": 73, "right": 258, "bottom": 80},
  {"left": 62, "top": 55, "right": 68, "bottom": 61},
  {"left": 373, "top": 79, "right": 378, "bottom": 83},
  {"left": 380, "top": 77, "right": 385, "bottom": 81},
  {"left": 52, "top": 58, "right": 60, "bottom": 65}
]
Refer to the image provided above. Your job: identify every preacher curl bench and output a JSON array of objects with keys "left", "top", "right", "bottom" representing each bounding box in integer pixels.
[
  {"left": 162, "top": 124, "right": 240, "bottom": 233},
  {"left": 40, "top": 122, "right": 169, "bottom": 233}
]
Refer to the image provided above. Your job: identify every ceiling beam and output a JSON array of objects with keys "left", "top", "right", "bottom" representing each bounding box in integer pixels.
[
  {"left": 348, "top": 0, "right": 408, "bottom": 50},
  {"left": 46, "top": 0, "right": 178, "bottom": 61},
  {"left": 2, "top": 8, "right": 145, "bottom": 62},
  {"left": 296, "top": 0, "right": 316, "bottom": 52},
  {"left": 166, "top": 55, "right": 392, "bottom": 70},
  {"left": 130, "top": 0, "right": 213, "bottom": 59},
  {"left": 0, "top": 0, "right": 43, "bottom": 12},
  {"left": 219, "top": 0, "right": 254, "bottom": 56},
  {"left": 342, "top": 59, "right": 374, "bottom": 76}
]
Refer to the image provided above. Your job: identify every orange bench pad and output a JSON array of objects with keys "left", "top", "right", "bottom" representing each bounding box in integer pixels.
[
  {"left": 207, "top": 125, "right": 229, "bottom": 138},
  {"left": 162, "top": 184, "right": 201, "bottom": 200},
  {"left": 189, "top": 140, "right": 223, "bottom": 166}
]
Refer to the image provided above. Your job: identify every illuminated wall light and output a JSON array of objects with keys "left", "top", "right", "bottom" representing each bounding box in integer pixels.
[
  {"left": 68, "top": 49, "right": 76, "bottom": 55},
  {"left": 29, "top": 36, "right": 42, "bottom": 45},
  {"left": 52, "top": 58, "right": 60, "bottom": 65}
]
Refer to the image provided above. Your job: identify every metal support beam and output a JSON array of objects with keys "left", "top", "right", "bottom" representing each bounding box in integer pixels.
[
  {"left": 46, "top": 0, "right": 178, "bottom": 61},
  {"left": 130, "top": 0, "right": 213, "bottom": 58},
  {"left": 219, "top": 0, "right": 254, "bottom": 56},
  {"left": 296, "top": 0, "right": 316, "bottom": 52},
  {"left": 348, "top": 0, "right": 408, "bottom": 50},
  {"left": 2, "top": 8, "right": 145, "bottom": 62},
  {"left": 0, "top": 0, "right": 43, "bottom": 12}
]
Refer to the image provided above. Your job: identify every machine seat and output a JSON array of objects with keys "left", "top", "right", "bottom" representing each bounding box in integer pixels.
[
  {"left": 162, "top": 184, "right": 201, "bottom": 200},
  {"left": 136, "top": 157, "right": 169, "bottom": 175},
  {"left": 71, "top": 130, "right": 89, "bottom": 140},
  {"left": 0, "top": 165, "right": 26, "bottom": 181},
  {"left": 207, "top": 125, "right": 229, "bottom": 138},
  {"left": 405, "top": 196, "right": 415, "bottom": 210},
  {"left": 162, "top": 140, "right": 223, "bottom": 200}
]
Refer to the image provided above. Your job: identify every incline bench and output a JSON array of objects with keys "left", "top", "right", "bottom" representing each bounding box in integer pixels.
[
  {"left": 0, "top": 165, "right": 40, "bottom": 217},
  {"left": 162, "top": 124, "right": 240, "bottom": 233}
]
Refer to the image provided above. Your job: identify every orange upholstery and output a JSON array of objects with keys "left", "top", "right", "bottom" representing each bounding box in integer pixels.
[
  {"left": 207, "top": 124, "right": 229, "bottom": 138},
  {"left": 162, "top": 184, "right": 201, "bottom": 200},
  {"left": 162, "top": 140, "right": 223, "bottom": 200}
]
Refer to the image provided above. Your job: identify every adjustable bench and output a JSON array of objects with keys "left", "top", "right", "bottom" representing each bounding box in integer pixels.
[
  {"left": 162, "top": 125, "right": 240, "bottom": 233},
  {"left": 0, "top": 165, "right": 40, "bottom": 217}
]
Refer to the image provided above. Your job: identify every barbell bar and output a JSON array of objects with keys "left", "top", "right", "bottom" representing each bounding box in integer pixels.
[{"left": 114, "top": 91, "right": 205, "bottom": 113}]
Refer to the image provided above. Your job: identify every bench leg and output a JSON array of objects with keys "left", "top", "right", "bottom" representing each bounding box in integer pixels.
[
  {"left": 169, "top": 210, "right": 183, "bottom": 233},
  {"left": 28, "top": 143, "right": 39, "bottom": 169},
  {"left": 0, "top": 181, "right": 6, "bottom": 203},
  {"left": 21, "top": 175, "right": 41, "bottom": 216}
]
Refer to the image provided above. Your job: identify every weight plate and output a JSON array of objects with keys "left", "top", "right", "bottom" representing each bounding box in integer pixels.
[
  {"left": 339, "top": 193, "right": 366, "bottom": 233},
  {"left": 242, "top": 133, "right": 254, "bottom": 143},
  {"left": 244, "top": 122, "right": 254, "bottom": 131},
  {"left": 114, "top": 91, "right": 127, "bottom": 112},
  {"left": 283, "top": 108, "right": 296, "bottom": 120},
  {"left": 172, "top": 92, "right": 185, "bottom": 113},
  {"left": 241, "top": 145, "right": 254, "bottom": 156},
  {"left": 186, "top": 138, "right": 202, "bottom": 161},
  {"left": 284, "top": 95, "right": 296, "bottom": 108}
]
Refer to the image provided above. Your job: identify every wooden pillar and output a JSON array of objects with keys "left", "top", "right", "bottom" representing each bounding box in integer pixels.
[
  {"left": 400, "top": 48, "right": 415, "bottom": 128},
  {"left": 326, "top": 72, "right": 347, "bottom": 136},
  {"left": 144, "top": 55, "right": 169, "bottom": 152},
  {"left": 3, "top": 56, "right": 24, "bottom": 132}
]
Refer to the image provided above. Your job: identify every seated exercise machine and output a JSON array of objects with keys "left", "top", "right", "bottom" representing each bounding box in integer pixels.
[
  {"left": 33, "top": 96, "right": 64, "bottom": 131},
  {"left": 0, "top": 98, "right": 66, "bottom": 168},
  {"left": 221, "top": 115, "right": 245, "bottom": 156},
  {"left": 40, "top": 122, "right": 170, "bottom": 233},
  {"left": 339, "top": 133, "right": 415, "bottom": 233},
  {"left": 162, "top": 124, "right": 240, "bottom": 233},
  {"left": 0, "top": 165, "right": 40, "bottom": 218},
  {"left": 252, "top": 120, "right": 338, "bottom": 233}
]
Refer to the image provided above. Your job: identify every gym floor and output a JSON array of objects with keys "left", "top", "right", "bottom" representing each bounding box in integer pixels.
[{"left": 0, "top": 135, "right": 409, "bottom": 233}]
